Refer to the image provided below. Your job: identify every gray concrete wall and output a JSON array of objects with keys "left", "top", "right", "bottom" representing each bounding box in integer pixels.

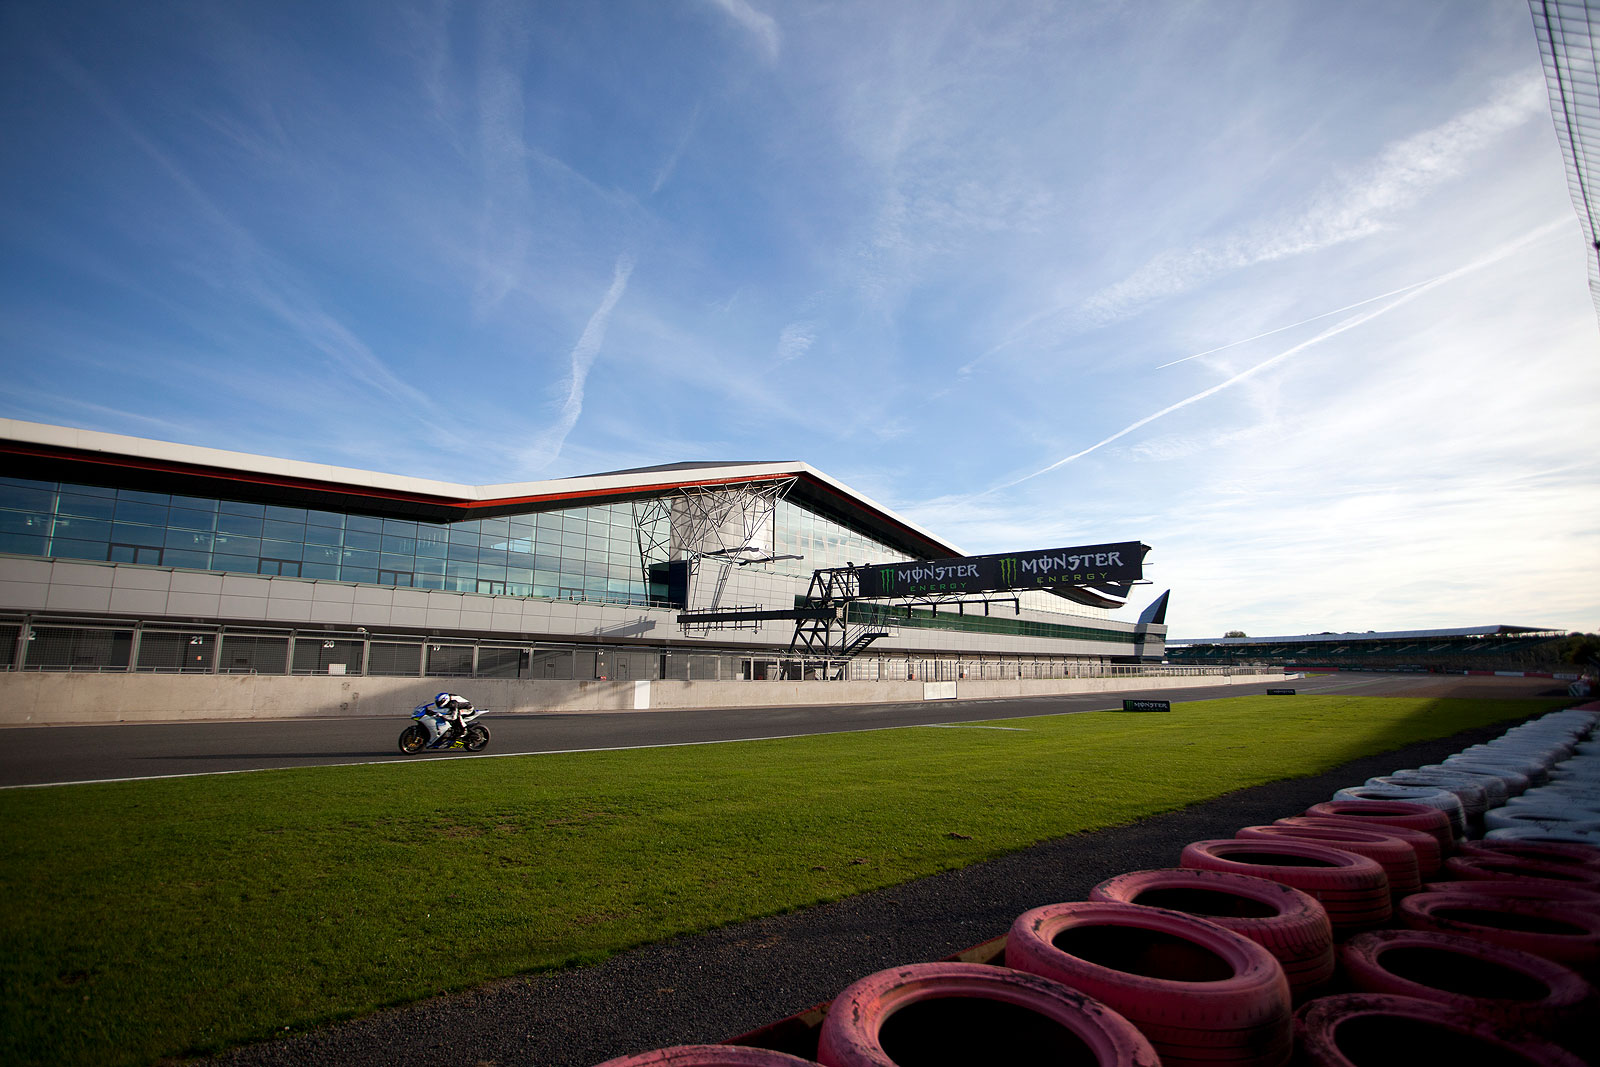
[{"left": 0, "top": 670, "right": 1280, "bottom": 725}]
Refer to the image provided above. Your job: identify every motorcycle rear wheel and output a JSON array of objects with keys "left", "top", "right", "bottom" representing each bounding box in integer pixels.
[
  {"left": 464, "top": 724, "right": 490, "bottom": 752},
  {"left": 398, "top": 724, "right": 428, "bottom": 755}
]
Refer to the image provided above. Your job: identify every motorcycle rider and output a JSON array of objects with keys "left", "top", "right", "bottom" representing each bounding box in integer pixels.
[{"left": 427, "top": 692, "right": 474, "bottom": 748}]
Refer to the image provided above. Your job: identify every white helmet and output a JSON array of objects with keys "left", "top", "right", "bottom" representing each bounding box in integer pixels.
[{"left": 435, "top": 692, "right": 451, "bottom": 708}]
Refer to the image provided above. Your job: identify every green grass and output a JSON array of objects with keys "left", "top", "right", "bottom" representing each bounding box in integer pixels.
[{"left": 0, "top": 693, "right": 1567, "bottom": 1066}]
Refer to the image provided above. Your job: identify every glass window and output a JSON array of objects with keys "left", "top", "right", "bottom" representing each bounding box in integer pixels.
[
  {"left": 262, "top": 519, "right": 305, "bottom": 541},
  {"left": 345, "top": 514, "right": 383, "bottom": 534},
  {"left": 117, "top": 489, "right": 170, "bottom": 506},
  {"left": 303, "top": 525, "right": 342, "bottom": 547},
  {"left": 264, "top": 505, "right": 307, "bottom": 522},
  {"left": 341, "top": 548, "right": 379, "bottom": 568},
  {"left": 379, "top": 552, "right": 415, "bottom": 571},
  {"left": 114, "top": 500, "right": 168, "bottom": 525},
  {"left": 218, "top": 499, "right": 264, "bottom": 517},
  {"left": 414, "top": 536, "right": 448, "bottom": 559},
  {"left": 447, "top": 541, "right": 478, "bottom": 562},
  {"left": 413, "top": 556, "right": 446, "bottom": 576},
  {"left": 448, "top": 526, "right": 479, "bottom": 546},
  {"left": 211, "top": 553, "right": 257, "bottom": 572},
  {"left": 166, "top": 529, "right": 212, "bottom": 550},
  {"left": 381, "top": 534, "right": 416, "bottom": 555},
  {"left": 55, "top": 492, "right": 115, "bottom": 519},
  {"left": 216, "top": 513, "right": 263, "bottom": 536},
  {"left": 305, "top": 509, "right": 344, "bottom": 529},
  {"left": 213, "top": 534, "right": 261, "bottom": 555},
  {"left": 382, "top": 517, "right": 419, "bottom": 536},
  {"left": 478, "top": 517, "right": 510, "bottom": 538},
  {"left": 161, "top": 549, "right": 211, "bottom": 569},
  {"left": 303, "top": 546, "right": 341, "bottom": 566},
  {"left": 343, "top": 529, "right": 381, "bottom": 552},
  {"left": 50, "top": 518, "right": 110, "bottom": 543},
  {"left": 108, "top": 544, "right": 163, "bottom": 564},
  {"left": 0, "top": 532, "right": 47, "bottom": 554},
  {"left": 300, "top": 562, "right": 339, "bottom": 579},
  {"left": 260, "top": 539, "right": 303, "bottom": 561},
  {"left": 0, "top": 485, "right": 54, "bottom": 511},
  {"left": 445, "top": 559, "right": 477, "bottom": 579},
  {"left": 414, "top": 572, "right": 445, "bottom": 590},
  {"left": 48, "top": 538, "right": 105, "bottom": 561},
  {"left": 167, "top": 507, "right": 215, "bottom": 531},
  {"left": 0, "top": 511, "right": 49, "bottom": 535},
  {"left": 111, "top": 522, "right": 165, "bottom": 547},
  {"left": 168, "top": 494, "right": 217, "bottom": 511},
  {"left": 340, "top": 566, "right": 378, "bottom": 583}
]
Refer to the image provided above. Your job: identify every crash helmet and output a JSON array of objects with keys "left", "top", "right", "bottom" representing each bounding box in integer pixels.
[{"left": 435, "top": 692, "right": 451, "bottom": 708}]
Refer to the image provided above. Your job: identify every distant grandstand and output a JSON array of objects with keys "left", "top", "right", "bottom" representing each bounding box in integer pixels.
[{"left": 1165, "top": 625, "right": 1574, "bottom": 674}]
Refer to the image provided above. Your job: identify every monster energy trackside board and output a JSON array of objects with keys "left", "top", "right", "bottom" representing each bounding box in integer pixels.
[{"left": 854, "top": 541, "right": 1147, "bottom": 598}]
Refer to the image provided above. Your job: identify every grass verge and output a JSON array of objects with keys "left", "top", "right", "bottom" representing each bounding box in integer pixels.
[{"left": 0, "top": 693, "right": 1567, "bottom": 1065}]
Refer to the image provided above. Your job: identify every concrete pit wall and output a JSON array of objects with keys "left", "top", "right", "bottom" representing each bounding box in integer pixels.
[{"left": 0, "top": 671, "right": 1281, "bottom": 726}]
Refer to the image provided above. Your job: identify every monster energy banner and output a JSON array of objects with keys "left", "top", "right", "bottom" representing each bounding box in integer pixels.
[{"left": 854, "top": 541, "right": 1147, "bottom": 598}]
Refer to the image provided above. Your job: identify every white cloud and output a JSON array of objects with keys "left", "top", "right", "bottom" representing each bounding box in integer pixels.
[
  {"left": 775, "top": 321, "right": 815, "bottom": 364},
  {"left": 701, "top": 0, "right": 780, "bottom": 62},
  {"left": 521, "top": 253, "right": 636, "bottom": 469}
]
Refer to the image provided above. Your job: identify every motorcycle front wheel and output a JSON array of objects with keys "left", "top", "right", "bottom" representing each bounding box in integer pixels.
[
  {"left": 464, "top": 724, "right": 490, "bottom": 752},
  {"left": 398, "top": 724, "right": 428, "bottom": 755}
]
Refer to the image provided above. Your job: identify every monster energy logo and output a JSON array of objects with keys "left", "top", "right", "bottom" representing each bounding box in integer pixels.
[{"left": 998, "top": 557, "right": 1019, "bottom": 586}]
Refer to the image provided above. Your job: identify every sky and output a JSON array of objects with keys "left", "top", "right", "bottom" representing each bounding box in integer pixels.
[{"left": 1, "top": 0, "right": 1596, "bottom": 639}]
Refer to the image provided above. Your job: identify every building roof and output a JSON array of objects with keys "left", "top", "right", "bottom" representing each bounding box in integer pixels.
[
  {"left": 1168, "top": 625, "right": 1566, "bottom": 647},
  {"left": 0, "top": 419, "right": 960, "bottom": 560}
]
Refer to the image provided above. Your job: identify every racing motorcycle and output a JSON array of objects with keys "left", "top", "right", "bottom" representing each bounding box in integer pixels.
[{"left": 398, "top": 703, "right": 490, "bottom": 754}]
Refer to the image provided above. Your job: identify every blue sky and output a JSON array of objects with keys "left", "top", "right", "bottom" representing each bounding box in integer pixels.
[{"left": 2, "top": 0, "right": 1596, "bottom": 638}]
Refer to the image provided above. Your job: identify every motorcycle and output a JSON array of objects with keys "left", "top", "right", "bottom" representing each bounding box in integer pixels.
[{"left": 398, "top": 703, "right": 490, "bottom": 754}]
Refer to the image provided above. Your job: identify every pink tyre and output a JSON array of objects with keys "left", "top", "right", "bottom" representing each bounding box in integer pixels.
[
  {"left": 1006, "top": 901, "right": 1292, "bottom": 1067},
  {"left": 1294, "top": 993, "right": 1588, "bottom": 1067},
  {"left": 1413, "top": 877, "right": 1600, "bottom": 918},
  {"left": 596, "top": 1049, "right": 820, "bottom": 1067},
  {"left": 1397, "top": 891, "right": 1600, "bottom": 978},
  {"left": 1303, "top": 800, "right": 1454, "bottom": 855},
  {"left": 1236, "top": 824, "right": 1421, "bottom": 895},
  {"left": 1443, "top": 854, "right": 1600, "bottom": 888},
  {"left": 1089, "top": 867, "right": 1334, "bottom": 1001},
  {"left": 1290, "top": 816, "right": 1442, "bottom": 877},
  {"left": 1179, "top": 838, "right": 1391, "bottom": 934},
  {"left": 1338, "top": 928, "right": 1597, "bottom": 1047},
  {"left": 1455, "top": 840, "right": 1600, "bottom": 871},
  {"left": 814, "top": 961, "right": 1159, "bottom": 1067}
]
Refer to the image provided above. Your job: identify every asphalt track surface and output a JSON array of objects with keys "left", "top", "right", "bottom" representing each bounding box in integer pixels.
[{"left": 0, "top": 671, "right": 1519, "bottom": 790}]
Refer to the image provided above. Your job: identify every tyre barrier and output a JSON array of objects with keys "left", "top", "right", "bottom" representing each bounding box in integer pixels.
[
  {"left": 1443, "top": 854, "right": 1600, "bottom": 889},
  {"left": 1178, "top": 838, "right": 1392, "bottom": 935},
  {"left": 1293, "top": 993, "right": 1589, "bottom": 1067},
  {"left": 1404, "top": 766, "right": 1511, "bottom": 806},
  {"left": 1396, "top": 891, "right": 1600, "bottom": 978},
  {"left": 1484, "top": 825, "right": 1600, "bottom": 846},
  {"left": 813, "top": 962, "right": 1160, "bottom": 1067},
  {"left": 1483, "top": 808, "right": 1600, "bottom": 835},
  {"left": 1455, "top": 839, "right": 1600, "bottom": 872},
  {"left": 1088, "top": 867, "right": 1335, "bottom": 1001},
  {"left": 1337, "top": 928, "right": 1596, "bottom": 1052},
  {"left": 1234, "top": 824, "right": 1421, "bottom": 896},
  {"left": 1413, "top": 878, "right": 1600, "bottom": 918},
  {"left": 1365, "top": 775, "right": 1488, "bottom": 826},
  {"left": 1005, "top": 901, "right": 1292, "bottom": 1067},
  {"left": 1330, "top": 785, "right": 1466, "bottom": 841},
  {"left": 1438, "top": 758, "right": 1533, "bottom": 796},
  {"left": 1301, "top": 800, "right": 1454, "bottom": 856},
  {"left": 596, "top": 1048, "right": 821, "bottom": 1067},
  {"left": 1288, "top": 817, "right": 1443, "bottom": 878}
]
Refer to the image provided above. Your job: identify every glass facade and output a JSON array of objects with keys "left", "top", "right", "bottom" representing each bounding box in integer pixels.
[{"left": 0, "top": 476, "right": 912, "bottom": 605}]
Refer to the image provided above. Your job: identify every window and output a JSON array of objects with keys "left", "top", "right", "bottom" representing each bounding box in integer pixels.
[
  {"left": 109, "top": 544, "right": 163, "bottom": 565},
  {"left": 258, "top": 559, "right": 302, "bottom": 577},
  {"left": 379, "top": 569, "right": 414, "bottom": 587}
]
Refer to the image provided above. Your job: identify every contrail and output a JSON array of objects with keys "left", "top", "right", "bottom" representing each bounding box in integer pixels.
[
  {"left": 980, "top": 220, "right": 1570, "bottom": 496},
  {"left": 1156, "top": 279, "right": 1434, "bottom": 369}
]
